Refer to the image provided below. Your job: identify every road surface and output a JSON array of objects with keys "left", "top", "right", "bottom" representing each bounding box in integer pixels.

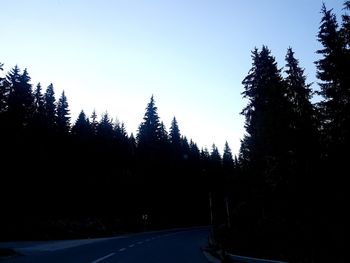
[{"left": 0, "top": 227, "right": 211, "bottom": 263}]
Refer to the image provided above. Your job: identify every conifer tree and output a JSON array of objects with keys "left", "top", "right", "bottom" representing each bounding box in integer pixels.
[
  {"left": 240, "top": 46, "right": 292, "bottom": 188},
  {"left": 72, "top": 110, "right": 90, "bottom": 137},
  {"left": 44, "top": 83, "right": 57, "bottom": 132},
  {"left": 6, "top": 66, "right": 33, "bottom": 129},
  {"left": 137, "top": 95, "right": 162, "bottom": 154},
  {"left": 222, "top": 141, "right": 234, "bottom": 171},
  {"left": 169, "top": 117, "right": 181, "bottom": 146},
  {"left": 90, "top": 109, "right": 98, "bottom": 136},
  {"left": 56, "top": 91, "right": 70, "bottom": 135},
  {"left": 316, "top": 4, "right": 349, "bottom": 152}
]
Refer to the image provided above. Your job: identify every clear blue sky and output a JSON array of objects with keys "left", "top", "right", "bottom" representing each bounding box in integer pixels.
[{"left": 0, "top": 0, "right": 344, "bottom": 155}]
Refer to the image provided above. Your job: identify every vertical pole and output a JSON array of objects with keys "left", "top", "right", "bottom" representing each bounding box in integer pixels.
[
  {"left": 209, "top": 192, "right": 213, "bottom": 225},
  {"left": 225, "top": 196, "right": 231, "bottom": 228}
]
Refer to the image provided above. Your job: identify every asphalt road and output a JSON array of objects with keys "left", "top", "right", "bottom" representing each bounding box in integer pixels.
[{"left": 0, "top": 227, "right": 211, "bottom": 263}]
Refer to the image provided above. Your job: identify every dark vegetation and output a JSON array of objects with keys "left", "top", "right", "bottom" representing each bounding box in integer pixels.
[{"left": 0, "top": 1, "right": 347, "bottom": 262}]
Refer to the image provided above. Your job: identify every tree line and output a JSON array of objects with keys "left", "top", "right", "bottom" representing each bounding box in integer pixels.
[
  {"left": 0, "top": 65, "right": 237, "bottom": 237},
  {"left": 0, "top": 1, "right": 348, "bottom": 261}
]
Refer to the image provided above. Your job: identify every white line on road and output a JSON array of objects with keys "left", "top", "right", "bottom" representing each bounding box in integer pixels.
[
  {"left": 137, "top": 241, "right": 143, "bottom": 244},
  {"left": 118, "top": 248, "right": 126, "bottom": 252},
  {"left": 129, "top": 244, "right": 135, "bottom": 248},
  {"left": 91, "top": 252, "right": 115, "bottom": 263}
]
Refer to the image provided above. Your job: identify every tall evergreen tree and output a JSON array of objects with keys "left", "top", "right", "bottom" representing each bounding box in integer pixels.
[
  {"left": 6, "top": 67, "right": 33, "bottom": 129},
  {"left": 90, "top": 109, "right": 98, "bottom": 136},
  {"left": 169, "top": 117, "right": 181, "bottom": 146},
  {"left": 71, "top": 110, "right": 90, "bottom": 137},
  {"left": 137, "top": 95, "right": 162, "bottom": 152},
  {"left": 316, "top": 4, "right": 349, "bottom": 151},
  {"left": 315, "top": 4, "right": 346, "bottom": 260},
  {"left": 240, "top": 46, "right": 292, "bottom": 188},
  {"left": 97, "top": 112, "right": 114, "bottom": 139},
  {"left": 30, "top": 83, "right": 46, "bottom": 132},
  {"left": 210, "top": 144, "right": 221, "bottom": 165},
  {"left": 56, "top": 91, "right": 70, "bottom": 135},
  {"left": 44, "top": 83, "right": 57, "bottom": 132},
  {"left": 222, "top": 141, "right": 234, "bottom": 171}
]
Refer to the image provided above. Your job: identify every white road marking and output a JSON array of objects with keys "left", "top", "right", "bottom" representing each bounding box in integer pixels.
[
  {"left": 145, "top": 239, "right": 150, "bottom": 242},
  {"left": 137, "top": 241, "right": 143, "bottom": 244},
  {"left": 91, "top": 252, "right": 115, "bottom": 263},
  {"left": 129, "top": 244, "right": 135, "bottom": 248},
  {"left": 118, "top": 248, "right": 126, "bottom": 252}
]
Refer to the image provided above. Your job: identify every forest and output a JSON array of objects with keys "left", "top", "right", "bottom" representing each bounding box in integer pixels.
[{"left": 0, "top": 1, "right": 347, "bottom": 262}]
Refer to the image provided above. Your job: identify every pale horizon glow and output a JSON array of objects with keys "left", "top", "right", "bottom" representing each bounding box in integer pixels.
[{"left": 1, "top": 0, "right": 344, "bottom": 155}]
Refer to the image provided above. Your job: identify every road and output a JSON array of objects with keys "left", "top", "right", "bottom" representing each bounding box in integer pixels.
[{"left": 0, "top": 227, "right": 211, "bottom": 263}]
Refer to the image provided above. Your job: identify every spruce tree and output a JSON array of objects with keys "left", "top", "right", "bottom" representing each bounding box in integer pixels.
[
  {"left": 90, "top": 109, "right": 98, "bottom": 136},
  {"left": 169, "top": 117, "right": 181, "bottom": 146},
  {"left": 285, "top": 48, "right": 318, "bottom": 166},
  {"left": 6, "top": 66, "right": 33, "bottom": 129},
  {"left": 223, "top": 141, "right": 234, "bottom": 171},
  {"left": 56, "top": 91, "right": 70, "bottom": 135},
  {"left": 316, "top": 4, "right": 348, "bottom": 152},
  {"left": 240, "top": 46, "right": 292, "bottom": 188},
  {"left": 137, "top": 95, "right": 162, "bottom": 153},
  {"left": 44, "top": 83, "right": 57, "bottom": 133},
  {"left": 315, "top": 4, "right": 346, "bottom": 260},
  {"left": 71, "top": 110, "right": 90, "bottom": 137}
]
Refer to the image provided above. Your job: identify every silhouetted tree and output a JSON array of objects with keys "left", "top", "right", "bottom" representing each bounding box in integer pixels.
[
  {"left": 137, "top": 96, "right": 161, "bottom": 146},
  {"left": 169, "top": 117, "right": 181, "bottom": 146},
  {"left": 44, "top": 83, "right": 57, "bottom": 133},
  {"left": 316, "top": 4, "right": 349, "bottom": 152},
  {"left": 90, "top": 109, "right": 98, "bottom": 136},
  {"left": 222, "top": 141, "right": 234, "bottom": 171},
  {"left": 56, "top": 91, "right": 70, "bottom": 135},
  {"left": 97, "top": 112, "right": 114, "bottom": 139},
  {"left": 32, "top": 83, "right": 45, "bottom": 123},
  {"left": 6, "top": 66, "right": 33, "bottom": 129},
  {"left": 71, "top": 110, "right": 90, "bottom": 138},
  {"left": 240, "top": 46, "right": 292, "bottom": 189},
  {"left": 315, "top": 4, "right": 347, "bottom": 260},
  {"left": 137, "top": 95, "right": 163, "bottom": 161}
]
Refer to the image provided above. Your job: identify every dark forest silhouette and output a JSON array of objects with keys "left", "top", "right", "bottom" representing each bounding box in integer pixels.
[{"left": 0, "top": 1, "right": 348, "bottom": 262}]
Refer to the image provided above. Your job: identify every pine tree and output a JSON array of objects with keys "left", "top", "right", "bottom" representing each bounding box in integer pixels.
[
  {"left": 210, "top": 144, "right": 221, "bottom": 165},
  {"left": 189, "top": 140, "right": 200, "bottom": 161},
  {"left": 223, "top": 141, "right": 234, "bottom": 171},
  {"left": 97, "top": 112, "right": 114, "bottom": 139},
  {"left": 240, "top": 46, "right": 292, "bottom": 188},
  {"left": 71, "top": 110, "right": 90, "bottom": 137},
  {"left": 6, "top": 66, "right": 34, "bottom": 129},
  {"left": 44, "top": 83, "right": 57, "bottom": 132},
  {"left": 114, "top": 120, "right": 128, "bottom": 143},
  {"left": 30, "top": 83, "right": 46, "bottom": 132},
  {"left": 56, "top": 91, "right": 70, "bottom": 135},
  {"left": 137, "top": 95, "right": 162, "bottom": 152},
  {"left": 286, "top": 49, "right": 318, "bottom": 145},
  {"left": 315, "top": 4, "right": 347, "bottom": 260},
  {"left": 316, "top": 4, "right": 349, "bottom": 151},
  {"left": 169, "top": 117, "right": 181, "bottom": 145},
  {"left": 90, "top": 109, "right": 98, "bottom": 136}
]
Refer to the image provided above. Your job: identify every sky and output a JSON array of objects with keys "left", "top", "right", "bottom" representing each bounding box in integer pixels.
[{"left": 0, "top": 0, "right": 344, "bottom": 155}]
